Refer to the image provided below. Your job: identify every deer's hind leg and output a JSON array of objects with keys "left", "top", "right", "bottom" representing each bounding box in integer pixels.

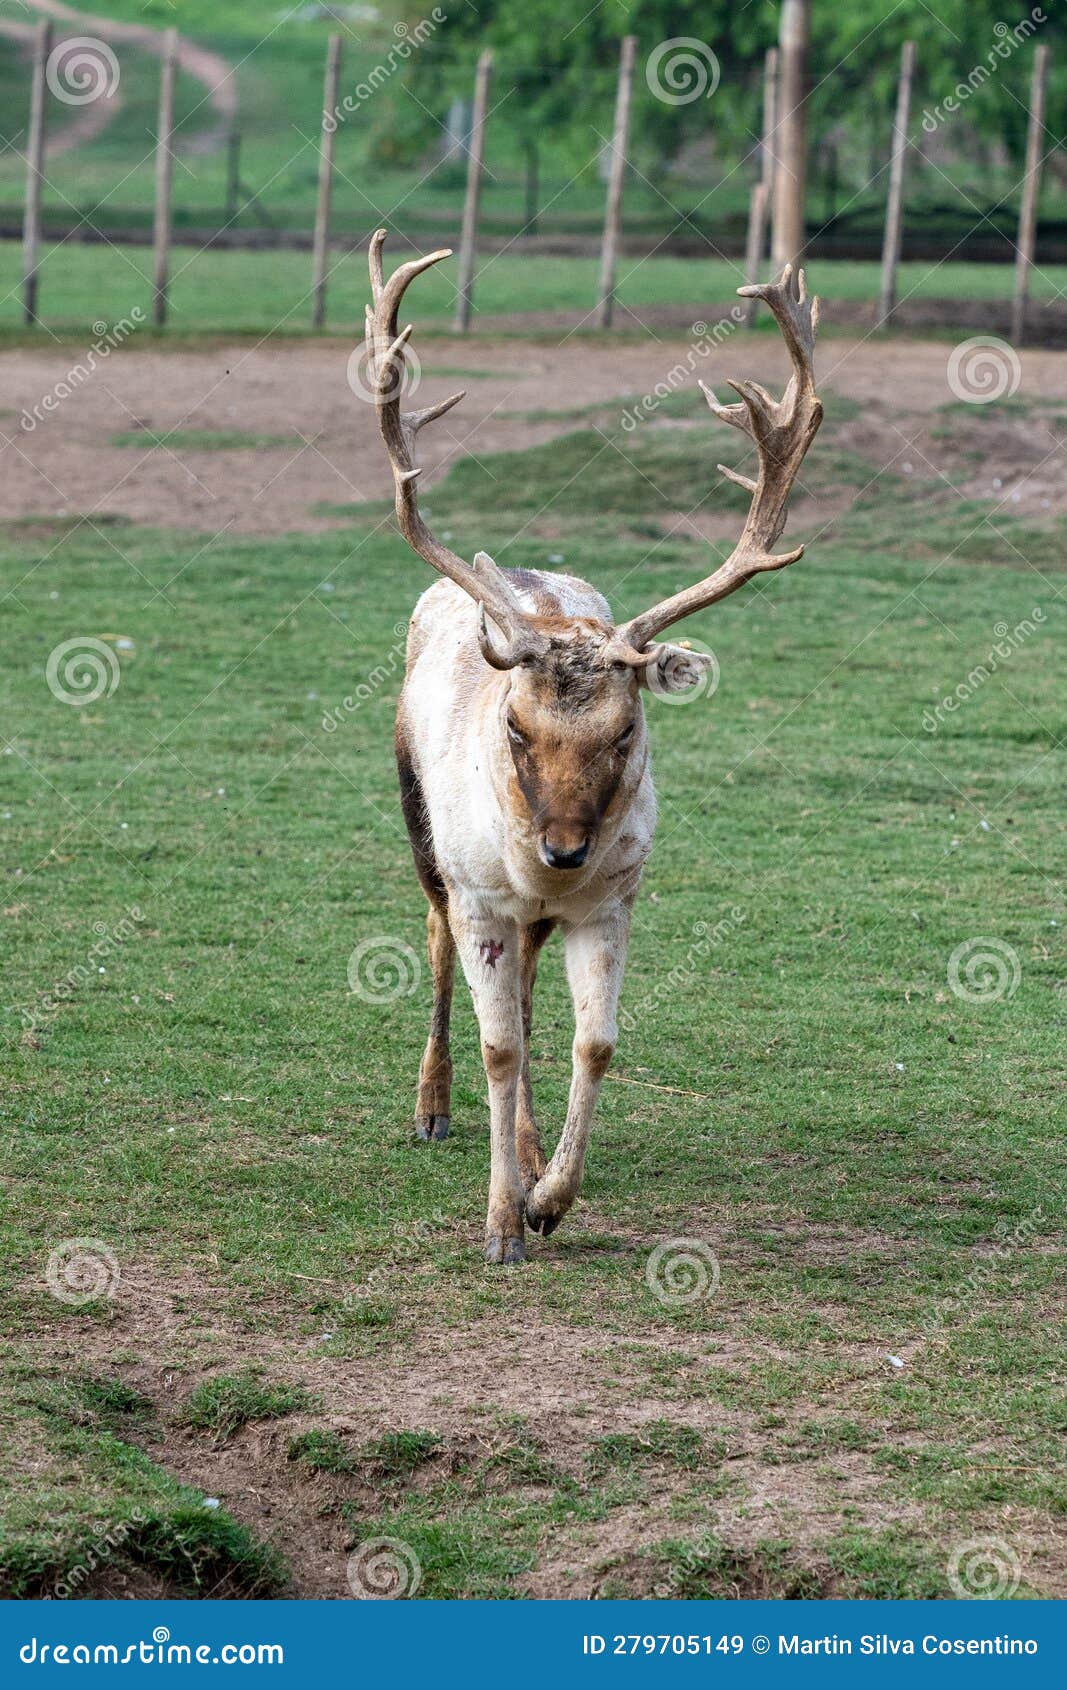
[
  {"left": 416, "top": 903, "right": 455, "bottom": 1141},
  {"left": 516, "top": 918, "right": 555, "bottom": 1193},
  {"left": 397, "top": 728, "right": 453, "bottom": 1142}
]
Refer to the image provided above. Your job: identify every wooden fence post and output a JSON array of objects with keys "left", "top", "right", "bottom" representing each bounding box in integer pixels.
[
  {"left": 1012, "top": 43, "right": 1050, "bottom": 346},
  {"left": 312, "top": 33, "right": 342, "bottom": 329},
  {"left": 524, "top": 137, "right": 540, "bottom": 234},
  {"left": 772, "top": 0, "right": 811, "bottom": 270},
  {"left": 744, "top": 45, "right": 778, "bottom": 321},
  {"left": 225, "top": 127, "right": 241, "bottom": 224},
  {"left": 152, "top": 27, "right": 178, "bottom": 328},
  {"left": 453, "top": 50, "right": 492, "bottom": 333},
  {"left": 878, "top": 41, "right": 917, "bottom": 324},
  {"left": 23, "top": 18, "right": 52, "bottom": 327},
  {"left": 596, "top": 34, "right": 637, "bottom": 330}
]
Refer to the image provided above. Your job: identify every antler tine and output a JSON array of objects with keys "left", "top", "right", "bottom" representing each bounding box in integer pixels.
[
  {"left": 615, "top": 264, "right": 823, "bottom": 652},
  {"left": 365, "top": 230, "right": 548, "bottom": 667}
]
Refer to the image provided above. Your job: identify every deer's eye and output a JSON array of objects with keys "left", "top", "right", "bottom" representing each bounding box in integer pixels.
[
  {"left": 506, "top": 714, "right": 526, "bottom": 747},
  {"left": 615, "top": 722, "right": 636, "bottom": 752}
]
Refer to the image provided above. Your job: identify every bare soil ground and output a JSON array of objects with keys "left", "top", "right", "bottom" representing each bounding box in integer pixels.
[{"left": 4, "top": 334, "right": 1067, "bottom": 537}]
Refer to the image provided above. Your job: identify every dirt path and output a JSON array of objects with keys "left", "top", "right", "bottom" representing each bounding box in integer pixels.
[
  {"left": 18, "top": 0, "right": 237, "bottom": 156},
  {"left": 2, "top": 333, "right": 1066, "bottom": 536}
]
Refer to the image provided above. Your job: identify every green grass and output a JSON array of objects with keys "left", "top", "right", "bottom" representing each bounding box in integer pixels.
[
  {"left": 0, "top": 1368, "right": 286, "bottom": 1596},
  {"left": 0, "top": 393, "right": 1063, "bottom": 1596},
  {"left": 1, "top": 239, "right": 1065, "bottom": 338},
  {"left": 109, "top": 428, "right": 296, "bottom": 451},
  {"left": 287, "top": 1429, "right": 358, "bottom": 1476},
  {"left": 177, "top": 1371, "right": 317, "bottom": 1441}
]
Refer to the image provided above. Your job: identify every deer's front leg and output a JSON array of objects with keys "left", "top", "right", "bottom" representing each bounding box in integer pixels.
[
  {"left": 450, "top": 905, "right": 525, "bottom": 1265},
  {"left": 526, "top": 898, "right": 632, "bottom": 1238}
]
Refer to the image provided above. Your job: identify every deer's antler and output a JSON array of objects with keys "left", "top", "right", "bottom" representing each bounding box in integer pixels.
[
  {"left": 615, "top": 265, "right": 823, "bottom": 653},
  {"left": 366, "top": 230, "right": 548, "bottom": 669}
]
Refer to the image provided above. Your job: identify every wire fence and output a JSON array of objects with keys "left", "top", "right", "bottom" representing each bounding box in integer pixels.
[{"left": 0, "top": 13, "right": 1064, "bottom": 337}]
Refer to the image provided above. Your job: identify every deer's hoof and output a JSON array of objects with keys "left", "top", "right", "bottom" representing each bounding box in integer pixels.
[
  {"left": 525, "top": 1202, "right": 563, "bottom": 1238},
  {"left": 485, "top": 1233, "right": 526, "bottom": 1266},
  {"left": 415, "top": 1114, "right": 449, "bottom": 1142}
]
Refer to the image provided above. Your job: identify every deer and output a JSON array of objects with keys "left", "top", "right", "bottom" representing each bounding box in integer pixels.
[{"left": 365, "top": 230, "right": 822, "bottom": 1264}]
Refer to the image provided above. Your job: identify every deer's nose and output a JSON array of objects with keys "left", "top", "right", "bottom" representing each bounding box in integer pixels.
[{"left": 540, "top": 835, "right": 591, "bottom": 870}]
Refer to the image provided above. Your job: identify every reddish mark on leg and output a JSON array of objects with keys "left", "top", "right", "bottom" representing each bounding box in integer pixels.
[{"left": 480, "top": 939, "right": 504, "bottom": 969}]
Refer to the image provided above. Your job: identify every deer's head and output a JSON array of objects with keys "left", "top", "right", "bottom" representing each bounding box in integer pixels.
[{"left": 366, "top": 233, "right": 821, "bottom": 872}]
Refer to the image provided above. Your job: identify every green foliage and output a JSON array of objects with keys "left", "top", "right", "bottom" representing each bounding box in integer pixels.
[{"left": 409, "top": 0, "right": 1067, "bottom": 180}]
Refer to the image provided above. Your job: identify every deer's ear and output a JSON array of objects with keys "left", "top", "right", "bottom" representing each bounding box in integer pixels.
[{"left": 639, "top": 643, "right": 714, "bottom": 696}]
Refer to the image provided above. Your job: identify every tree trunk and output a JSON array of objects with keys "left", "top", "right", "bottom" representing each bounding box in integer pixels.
[{"left": 772, "top": 0, "right": 811, "bottom": 271}]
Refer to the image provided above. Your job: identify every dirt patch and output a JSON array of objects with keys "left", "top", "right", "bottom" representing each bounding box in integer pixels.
[
  {"left": 4, "top": 335, "right": 1067, "bottom": 538},
  {"left": 13, "top": 1240, "right": 1014, "bottom": 1599}
]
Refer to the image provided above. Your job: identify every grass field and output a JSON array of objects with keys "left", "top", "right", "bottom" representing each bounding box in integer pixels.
[
  {"left": 1, "top": 370, "right": 1064, "bottom": 1597},
  {"left": 1, "top": 240, "right": 1065, "bottom": 339}
]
